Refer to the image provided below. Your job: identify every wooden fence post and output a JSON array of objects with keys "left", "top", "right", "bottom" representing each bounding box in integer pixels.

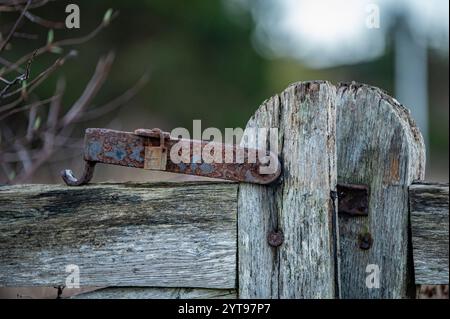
[
  {"left": 336, "top": 83, "right": 426, "bottom": 298},
  {"left": 238, "top": 81, "right": 339, "bottom": 298},
  {"left": 410, "top": 182, "right": 449, "bottom": 285}
]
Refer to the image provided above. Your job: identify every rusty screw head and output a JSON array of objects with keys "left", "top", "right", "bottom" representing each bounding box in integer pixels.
[
  {"left": 358, "top": 232, "right": 373, "bottom": 250},
  {"left": 268, "top": 231, "right": 284, "bottom": 247}
]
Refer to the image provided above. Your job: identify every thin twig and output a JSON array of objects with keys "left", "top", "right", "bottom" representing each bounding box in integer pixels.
[
  {"left": 75, "top": 73, "right": 149, "bottom": 122},
  {"left": 43, "top": 76, "right": 65, "bottom": 149},
  {"left": 62, "top": 52, "right": 115, "bottom": 126},
  {"left": 0, "top": 56, "right": 25, "bottom": 73},
  {"left": 0, "top": 50, "right": 74, "bottom": 100},
  {"left": 0, "top": 0, "right": 50, "bottom": 13},
  {"left": 0, "top": 95, "right": 56, "bottom": 121},
  {"left": 47, "top": 77, "right": 65, "bottom": 130},
  {"left": 25, "top": 101, "right": 38, "bottom": 141},
  {"left": 24, "top": 11, "right": 65, "bottom": 29},
  {"left": 12, "top": 32, "right": 39, "bottom": 40},
  {"left": 0, "top": 11, "right": 118, "bottom": 77},
  {"left": 0, "top": 0, "right": 32, "bottom": 52},
  {"left": 0, "top": 50, "right": 36, "bottom": 98}
]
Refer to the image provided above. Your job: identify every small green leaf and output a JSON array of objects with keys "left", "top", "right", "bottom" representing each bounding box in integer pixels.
[
  {"left": 33, "top": 116, "right": 41, "bottom": 130},
  {"left": 103, "top": 9, "right": 113, "bottom": 25},
  {"left": 47, "top": 29, "right": 54, "bottom": 45}
]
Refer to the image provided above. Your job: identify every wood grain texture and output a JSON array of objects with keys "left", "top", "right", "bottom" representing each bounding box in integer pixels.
[
  {"left": 336, "top": 82, "right": 426, "bottom": 298},
  {"left": 72, "top": 287, "right": 236, "bottom": 299},
  {"left": 238, "top": 81, "right": 338, "bottom": 298},
  {"left": 410, "top": 182, "right": 449, "bottom": 285},
  {"left": 0, "top": 182, "right": 237, "bottom": 288}
]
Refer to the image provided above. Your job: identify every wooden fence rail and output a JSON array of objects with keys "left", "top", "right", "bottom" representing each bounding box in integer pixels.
[
  {"left": 0, "top": 182, "right": 237, "bottom": 290},
  {"left": 0, "top": 82, "right": 448, "bottom": 299}
]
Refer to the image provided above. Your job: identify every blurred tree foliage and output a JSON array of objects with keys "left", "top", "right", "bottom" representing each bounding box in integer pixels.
[
  {"left": 2, "top": 0, "right": 400, "bottom": 129},
  {"left": 1, "top": 0, "right": 447, "bottom": 180},
  {"left": 2, "top": 0, "right": 271, "bottom": 130}
]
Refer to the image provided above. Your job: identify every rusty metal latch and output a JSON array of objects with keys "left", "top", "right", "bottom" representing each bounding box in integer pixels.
[{"left": 61, "top": 128, "right": 281, "bottom": 186}]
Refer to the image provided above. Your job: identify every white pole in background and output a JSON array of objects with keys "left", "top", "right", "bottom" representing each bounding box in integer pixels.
[{"left": 394, "top": 19, "right": 429, "bottom": 150}]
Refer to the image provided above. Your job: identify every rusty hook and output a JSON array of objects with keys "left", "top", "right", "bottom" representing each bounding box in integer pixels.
[{"left": 61, "top": 160, "right": 96, "bottom": 186}]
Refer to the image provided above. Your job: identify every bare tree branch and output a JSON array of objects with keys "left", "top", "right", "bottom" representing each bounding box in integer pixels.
[
  {"left": 0, "top": 50, "right": 36, "bottom": 99},
  {"left": 74, "top": 73, "right": 149, "bottom": 122},
  {"left": 0, "top": 0, "right": 50, "bottom": 13},
  {"left": 0, "top": 3, "right": 144, "bottom": 185},
  {"left": 0, "top": 50, "right": 74, "bottom": 100},
  {"left": 0, "top": 56, "right": 25, "bottom": 73},
  {"left": 0, "top": 11, "right": 118, "bottom": 77},
  {"left": 0, "top": 95, "right": 55, "bottom": 121},
  {"left": 62, "top": 52, "right": 115, "bottom": 126},
  {"left": 24, "top": 11, "right": 65, "bottom": 29},
  {"left": 0, "top": 0, "right": 32, "bottom": 52}
]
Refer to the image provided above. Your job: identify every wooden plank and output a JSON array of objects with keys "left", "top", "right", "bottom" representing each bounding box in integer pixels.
[
  {"left": 72, "top": 287, "right": 236, "bottom": 299},
  {"left": 238, "top": 81, "right": 338, "bottom": 298},
  {"left": 0, "top": 182, "right": 237, "bottom": 288},
  {"left": 336, "top": 82, "right": 426, "bottom": 298},
  {"left": 410, "top": 182, "right": 449, "bottom": 285}
]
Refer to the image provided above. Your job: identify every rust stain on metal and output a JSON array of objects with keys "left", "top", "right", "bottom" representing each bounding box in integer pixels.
[
  {"left": 337, "top": 183, "right": 369, "bottom": 216},
  {"left": 62, "top": 128, "right": 281, "bottom": 186}
]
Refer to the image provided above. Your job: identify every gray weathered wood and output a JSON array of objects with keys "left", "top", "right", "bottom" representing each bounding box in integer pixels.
[
  {"left": 0, "top": 182, "right": 237, "bottom": 288},
  {"left": 238, "top": 81, "right": 338, "bottom": 298},
  {"left": 336, "top": 82, "right": 426, "bottom": 298},
  {"left": 410, "top": 182, "right": 449, "bottom": 285},
  {"left": 72, "top": 287, "right": 236, "bottom": 299}
]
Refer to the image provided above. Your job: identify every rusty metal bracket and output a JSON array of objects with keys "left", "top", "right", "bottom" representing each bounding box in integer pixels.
[
  {"left": 337, "top": 183, "right": 370, "bottom": 216},
  {"left": 61, "top": 128, "right": 281, "bottom": 186}
]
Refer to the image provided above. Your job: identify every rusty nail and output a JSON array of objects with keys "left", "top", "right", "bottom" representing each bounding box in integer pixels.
[
  {"left": 268, "top": 231, "right": 284, "bottom": 247},
  {"left": 358, "top": 232, "right": 373, "bottom": 250}
]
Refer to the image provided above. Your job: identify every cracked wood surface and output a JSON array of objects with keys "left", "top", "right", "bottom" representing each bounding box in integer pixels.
[
  {"left": 238, "top": 81, "right": 338, "bottom": 298},
  {"left": 72, "top": 287, "right": 236, "bottom": 299},
  {"left": 410, "top": 182, "right": 449, "bottom": 285},
  {"left": 0, "top": 182, "right": 237, "bottom": 288},
  {"left": 336, "top": 83, "right": 426, "bottom": 298}
]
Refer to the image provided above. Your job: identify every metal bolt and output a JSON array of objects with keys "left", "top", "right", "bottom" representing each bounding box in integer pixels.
[
  {"left": 268, "top": 231, "right": 284, "bottom": 247},
  {"left": 358, "top": 232, "right": 373, "bottom": 250}
]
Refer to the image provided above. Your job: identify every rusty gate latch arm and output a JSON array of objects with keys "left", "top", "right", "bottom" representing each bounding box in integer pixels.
[{"left": 61, "top": 128, "right": 281, "bottom": 186}]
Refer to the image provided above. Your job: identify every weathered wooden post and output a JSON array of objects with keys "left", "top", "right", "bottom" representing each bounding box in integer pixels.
[
  {"left": 238, "top": 81, "right": 339, "bottom": 298},
  {"left": 336, "top": 83, "right": 426, "bottom": 298},
  {"left": 410, "top": 182, "right": 449, "bottom": 286}
]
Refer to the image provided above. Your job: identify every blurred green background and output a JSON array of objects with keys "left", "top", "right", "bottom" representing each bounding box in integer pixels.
[{"left": 1, "top": 0, "right": 448, "bottom": 182}]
